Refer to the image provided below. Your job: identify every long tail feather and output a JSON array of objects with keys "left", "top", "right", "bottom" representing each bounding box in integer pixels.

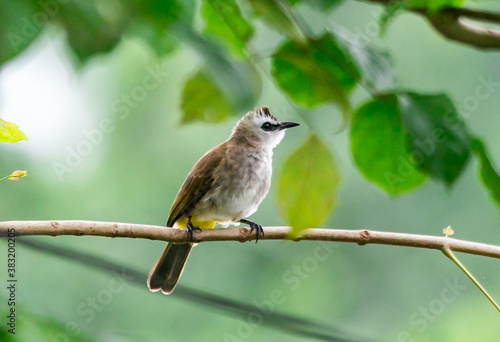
[{"left": 147, "top": 243, "right": 192, "bottom": 295}]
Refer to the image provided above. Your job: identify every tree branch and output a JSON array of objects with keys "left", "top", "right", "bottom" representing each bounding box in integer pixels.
[
  {"left": 1, "top": 220, "right": 500, "bottom": 260},
  {"left": 360, "top": 0, "right": 500, "bottom": 50},
  {"left": 426, "top": 8, "right": 500, "bottom": 50}
]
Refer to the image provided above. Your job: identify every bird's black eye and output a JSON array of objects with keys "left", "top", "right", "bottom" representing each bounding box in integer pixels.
[{"left": 261, "top": 122, "right": 273, "bottom": 132}]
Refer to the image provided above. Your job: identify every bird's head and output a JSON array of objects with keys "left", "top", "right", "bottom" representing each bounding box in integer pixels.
[{"left": 230, "top": 106, "right": 299, "bottom": 150}]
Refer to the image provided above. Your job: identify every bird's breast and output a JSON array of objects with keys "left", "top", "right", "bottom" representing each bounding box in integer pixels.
[{"left": 205, "top": 148, "right": 272, "bottom": 221}]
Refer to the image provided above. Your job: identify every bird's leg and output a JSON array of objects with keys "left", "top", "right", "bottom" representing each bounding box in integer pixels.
[
  {"left": 240, "top": 219, "right": 264, "bottom": 243},
  {"left": 186, "top": 216, "right": 202, "bottom": 242}
]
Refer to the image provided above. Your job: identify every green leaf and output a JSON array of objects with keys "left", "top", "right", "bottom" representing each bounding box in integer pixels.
[
  {"left": 277, "top": 134, "right": 340, "bottom": 235},
  {"left": 0, "top": 1, "right": 42, "bottom": 67},
  {"left": 248, "top": 0, "right": 306, "bottom": 42},
  {"left": 271, "top": 34, "right": 359, "bottom": 112},
  {"left": 57, "top": 1, "right": 128, "bottom": 63},
  {"left": 0, "top": 119, "right": 28, "bottom": 143},
  {"left": 202, "top": 0, "right": 254, "bottom": 58},
  {"left": 128, "top": 20, "right": 178, "bottom": 57},
  {"left": 471, "top": 138, "right": 500, "bottom": 206},
  {"left": 180, "top": 68, "right": 233, "bottom": 124},
  {"left": 397, "top": 92, "right": 471, "bottom": 185},
  {"left": 350, "top": 95, "right": 426, "bottom": 194},
  {"left": 351, "top": 92, "right": 470, "bottom": 193}
]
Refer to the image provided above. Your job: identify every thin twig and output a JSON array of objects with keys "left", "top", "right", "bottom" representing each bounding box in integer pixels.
[
  {"left": 1, "top": 220, "right": 500, "bottom": 259},
  {"left": 442, "top": 247, "right": 500, "bottom": 313}
]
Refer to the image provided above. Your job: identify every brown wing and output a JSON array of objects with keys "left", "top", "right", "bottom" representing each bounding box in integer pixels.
[{"left": 166, "top": 143, "right": 225, "bottom": 227}]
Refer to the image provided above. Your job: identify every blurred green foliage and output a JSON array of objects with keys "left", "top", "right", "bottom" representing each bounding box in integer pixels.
[
  {"left": 201, "top": 0, "right": 254, "bottom": 59},
  {"left": 1, "top": 0, "right": 500, "bottom": 341},
  {"left": 2, "top": 0, "right": 496, "bottom": 219},
  {"left": 181, "top": 68, "right": 234, "bottom": 123},
  {"left": 272, "top": 34, "right": 359, "bottom": 112}
]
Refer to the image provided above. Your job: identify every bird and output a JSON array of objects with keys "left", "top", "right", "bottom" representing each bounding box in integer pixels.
[{"left": 147, "top": 106, "right": 299, "bottom": 294}]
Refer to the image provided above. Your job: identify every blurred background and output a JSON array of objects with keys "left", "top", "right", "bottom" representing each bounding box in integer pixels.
[{"left": 1, "top": 0, "right": 500, "bottom": 341}]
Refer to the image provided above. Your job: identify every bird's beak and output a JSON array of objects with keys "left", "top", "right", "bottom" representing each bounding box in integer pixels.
[{"left": 278, "top": 122, "right": 300, "bottom": 130}]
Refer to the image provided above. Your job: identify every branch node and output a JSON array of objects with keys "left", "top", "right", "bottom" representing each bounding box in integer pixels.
[
  {"left": 239, "top": 227, "right": 250, "bottom": 242},
  {"left": 359, "top": 230, "right": 371, "bottom": 245}
]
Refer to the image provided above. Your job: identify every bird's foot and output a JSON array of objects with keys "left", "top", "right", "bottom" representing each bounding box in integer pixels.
[
  {"left": 240, "top": 219, "right": 264, "bottom": 243},
  {"left": 186, "top": 217, "right": 202, "bottom": 242}
]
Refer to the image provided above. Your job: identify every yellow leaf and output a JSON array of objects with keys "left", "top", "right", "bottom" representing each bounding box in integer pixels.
[
  {"left": 0, "top": 119, "right": 28, "bottom": 143},
  {"left": 277, "top": 134, "right": 340, "bottom": 236}
]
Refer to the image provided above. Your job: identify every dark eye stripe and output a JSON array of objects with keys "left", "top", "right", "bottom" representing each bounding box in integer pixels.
[{"left": 261, "top": 122, "right": 279, "bottom": 132}]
